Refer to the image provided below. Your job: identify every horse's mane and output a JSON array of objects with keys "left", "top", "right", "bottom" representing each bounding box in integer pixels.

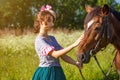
[
  {"left": 84, "top": 6, "right": 120, "bottom": 24},
  {"left": 110, "top": 8, "right": 120, "bottom": 40},
  {"left": 110, "top": 8, "right": 120, "bottom": 21}
]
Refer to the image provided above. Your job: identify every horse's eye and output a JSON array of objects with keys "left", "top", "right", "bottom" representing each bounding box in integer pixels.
[
  {"left": 95, "top": 27, "right": 101, "bottom": 31},
  {"left": 95, "top": 23, "right": 101, "bottom": 31},
  {"left": 94, "top": 23, "right": 101, "bottom": 31},
  {"left": 95, "top": 27, "right": 100, "bottom": 31}
]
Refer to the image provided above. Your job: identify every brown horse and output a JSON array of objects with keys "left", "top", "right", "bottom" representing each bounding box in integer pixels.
[{"left": 77, "top": 4, "right": 120, "bottom": 78}]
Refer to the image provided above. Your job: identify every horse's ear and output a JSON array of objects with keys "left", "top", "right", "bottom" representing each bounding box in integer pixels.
[
  {"left": 85, "top": 5, "right": 93, "bottom": 13},
  {"left": 101, "top": 4, "right": 110, "bottom": 16}
]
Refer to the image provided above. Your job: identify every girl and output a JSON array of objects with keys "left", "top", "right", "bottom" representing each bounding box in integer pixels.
[{"left": 32, "top": 5, "right": 83, "bottom": 80}]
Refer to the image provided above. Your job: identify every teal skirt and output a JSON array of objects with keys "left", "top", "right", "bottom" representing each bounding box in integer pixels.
[{"left": 32, "top": 66, "right": 66, "bottom": 80}]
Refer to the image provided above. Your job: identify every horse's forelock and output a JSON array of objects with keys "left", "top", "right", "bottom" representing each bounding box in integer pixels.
[{"left": 84, "top": 6, "right": 101, "bottom": 25}]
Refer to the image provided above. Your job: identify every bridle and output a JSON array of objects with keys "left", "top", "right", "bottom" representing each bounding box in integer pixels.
[
  {"left": 78, "top": 13, "right": 111, "bottom": 63},
  {"left": 90, "top": 14, "right": 111, "bottom": 56},
  {"left": 78, "top": 12, "right": 116, "bottom": 80}
]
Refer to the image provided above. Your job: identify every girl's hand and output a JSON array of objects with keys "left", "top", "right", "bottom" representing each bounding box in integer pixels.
[
  {"left": 73, "top": 34, "right": 84, "bottom": 47},
  {"left": 75, "top": 61, "right": 83, "bottom": 69}
]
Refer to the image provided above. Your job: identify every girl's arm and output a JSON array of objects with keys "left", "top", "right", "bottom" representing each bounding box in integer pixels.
[
  {"left": 61, "top": 54, "right": 82, "bottom": 68},
  {"left": 49, "top": 43, "right": 75, "bottom": 58},
  {"left": 49, "top": 36, "right": 82, "bottom": 58},
  {"left": 61, "top": 54, "right": 76, "bottom": 65},
  {"left": 49, "top": 34, "right": 84, "bottom": 58}
]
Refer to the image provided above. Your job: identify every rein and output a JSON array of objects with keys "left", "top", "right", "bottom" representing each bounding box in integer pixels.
[
  {"left": 90, "top": 15, "right": 111, "bottom": 80},
  {"left": 89, "top": 14, "right": 117, "bottom": 79}
]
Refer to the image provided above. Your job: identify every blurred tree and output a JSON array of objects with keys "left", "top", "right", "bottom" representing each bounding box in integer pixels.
[
  {"left": 0, "top": 0, "right": 120, "bottom": 31},
  {"left": 0, "top": 0, "right": 33, "bottom": 32}
]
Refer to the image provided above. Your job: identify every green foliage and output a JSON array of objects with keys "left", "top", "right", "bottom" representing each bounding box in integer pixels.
[
  {"left": 0, "top": 0, "right": 120, "bottom": 30},
  {"left": 0, "top": 31, "right": 119, "bottom": 80},
  {"left": 0, "top": 0, "right": 34, "bottom": 29}
]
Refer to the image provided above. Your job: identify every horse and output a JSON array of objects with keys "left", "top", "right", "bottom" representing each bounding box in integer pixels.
[{"left": 77, "top": 4, "right": 120, "bottom": 79}]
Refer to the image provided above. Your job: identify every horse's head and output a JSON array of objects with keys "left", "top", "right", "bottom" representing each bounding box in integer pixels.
[{"left": 77, "top": 4, "right": 114, "bottom": 64}]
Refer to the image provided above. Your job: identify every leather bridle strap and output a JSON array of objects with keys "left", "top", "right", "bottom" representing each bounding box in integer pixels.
[
  {"left": 90, "top": 15, "right": 111, "bottom": 80},
  {"left": 78, "top": 69, "right": 85, "bottom": 80},
  {"left": 93, "top": 55, "right": 111, "bottom": 80}
]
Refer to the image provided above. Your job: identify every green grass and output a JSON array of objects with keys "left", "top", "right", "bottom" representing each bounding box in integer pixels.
[{"left": 0, "top": 31, "right": 119, "bottom": 80}]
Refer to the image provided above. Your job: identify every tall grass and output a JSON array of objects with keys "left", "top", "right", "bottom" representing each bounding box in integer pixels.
[{"left": 0, "top": 30, "right": 118, "bottom": 80}]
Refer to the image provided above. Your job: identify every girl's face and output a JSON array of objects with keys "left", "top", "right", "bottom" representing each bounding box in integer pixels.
[{"left": 41, "top": 14, "right": 54, "bottom": 31}]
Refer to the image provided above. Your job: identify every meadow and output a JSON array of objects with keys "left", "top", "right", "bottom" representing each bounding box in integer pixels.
[{"left": 0, "top": 30, "right": 119, "bottom": 80}]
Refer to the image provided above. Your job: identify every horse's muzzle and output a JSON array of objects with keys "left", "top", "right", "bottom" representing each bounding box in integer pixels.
[{"left": 77, "top": 51, "right": 91, "bottom": 64}]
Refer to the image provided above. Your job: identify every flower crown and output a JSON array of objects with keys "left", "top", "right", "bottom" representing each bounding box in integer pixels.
[{"left": 40, "top": 5, "right": 56, "bottom": 19}]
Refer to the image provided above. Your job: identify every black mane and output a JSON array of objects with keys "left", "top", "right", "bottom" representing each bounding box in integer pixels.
[
  {"left": 84, "top": 6, "right": 120, "bottom": 25},
  {"left": 110, "top": 8, "right": 120, "bottom": 21}
]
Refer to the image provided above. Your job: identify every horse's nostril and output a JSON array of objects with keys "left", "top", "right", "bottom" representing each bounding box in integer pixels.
[
  {"left": 77, "top": 53, "right": 91, "bottom": 64},
  {"left": 81, "top": 54, "right": 85, "bottom": 61},
  {"left": 77, "top": 54, "right": 86, "bottom": 63},
  {"left": 77, "top": 54, "right": 82, "bottom": 62}
]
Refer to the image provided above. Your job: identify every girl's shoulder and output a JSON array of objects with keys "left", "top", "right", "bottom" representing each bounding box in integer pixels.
[
  {"left": 36, "top": 35, "right": 55, "bottom": 39},
  {"left": 35, "top": 35, "right": 46, "bottom": 43},
  {"left": 49, "top": 35, "right": 57, "bottom": 41},
  {"left": 35, "top": 35, "right": 56, "bottom": 43},
  {"left": 49, "top": 35, "right": 55, "bottom": 38}
]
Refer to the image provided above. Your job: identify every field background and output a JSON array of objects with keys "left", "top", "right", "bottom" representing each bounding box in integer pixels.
[
  {"left": 0, "top": 0, "right": 120, "bottom": 80},
  {"left": 0, "top": 30, "right": 119, "bottom": 80}
]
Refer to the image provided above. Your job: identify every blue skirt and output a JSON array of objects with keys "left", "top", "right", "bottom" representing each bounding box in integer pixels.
[{"left": 32, "top": 66, "right": 66, "bottom": 80}]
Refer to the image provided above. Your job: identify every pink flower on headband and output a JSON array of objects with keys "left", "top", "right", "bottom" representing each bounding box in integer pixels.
[
  {"left": 40, "top": 5, "right": 56, "bottom": 19},
  {"left": 41, "top": 5, "right": 52, "bottom": 11}
]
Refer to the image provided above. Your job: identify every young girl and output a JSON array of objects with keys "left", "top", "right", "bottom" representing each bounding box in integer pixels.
[{"left": 32, "top": 5, "right": 83, "bottom": 80}]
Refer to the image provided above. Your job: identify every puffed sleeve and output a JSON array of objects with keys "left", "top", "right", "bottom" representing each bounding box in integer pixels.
[
  {"left": 41, "top": 46, "right": 54, "bottom": 56},
  {"left": 35, "top": 36, "right": 55, "bottom": 56},
  {"left": 51, "top": 36, "right": 63, "bottom": 50}
]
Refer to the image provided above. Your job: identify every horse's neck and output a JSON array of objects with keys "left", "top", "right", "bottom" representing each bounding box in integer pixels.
[
  {"left": 111, "top": 18, "right": 120, "bottom": 50},
  {"left": 112, "top": 35, "right": 120, "bottom": 50}
]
